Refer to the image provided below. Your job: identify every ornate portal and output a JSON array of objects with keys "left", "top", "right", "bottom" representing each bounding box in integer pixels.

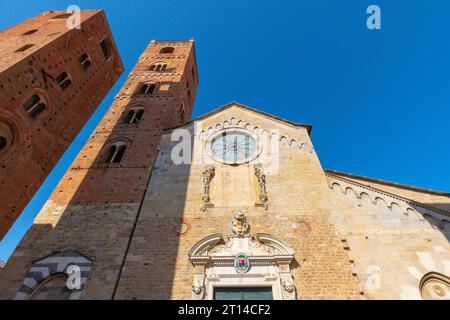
[{"left": 188, "top": 212, "right": 297, "bottom": 300}]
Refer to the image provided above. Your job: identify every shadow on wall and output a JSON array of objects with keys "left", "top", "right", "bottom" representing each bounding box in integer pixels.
[
  {"left": 3, "top": 82, "right": 193, "bottom": 300},
  {"left": 420, "top": 203, "right": 450, "bottom": 242}
]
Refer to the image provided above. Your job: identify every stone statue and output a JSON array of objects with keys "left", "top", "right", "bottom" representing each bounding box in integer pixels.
[
  {"left": 282, "top": 278, "right": 295, "bottom": 293},
  {"left": 192, "top": 278, "right": 205, "bottom": 300},
  {"left": 230, "top": 210, "right": 249, "bottom": 236},
  {"left": 281, "top": 277, "right": 296, "bottom": 299},
  {"left": 201, "top": 165, "right": 215, "bottom": 211},
  {"left": 254, "top": 164, "right": 268, "bottom": 208}
]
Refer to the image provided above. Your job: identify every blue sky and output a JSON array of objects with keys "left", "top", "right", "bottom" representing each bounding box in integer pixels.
[{"left": 1, "top": 0, "right": 449, "bottom": 261}]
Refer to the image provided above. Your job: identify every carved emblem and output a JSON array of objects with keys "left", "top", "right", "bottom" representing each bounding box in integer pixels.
[
  {"left": 230, "top": 211, "right": 249, "bottom": 236},
  {"left": 192, "top": 277, "right": 205, "bottom": 300},
  {"left": 254, "top": 164, "right": 268, "bottom": 209},
  {"left": 201, "top": 165, "right": 215, "bottom": 211},
  {"left": 234, "top": 253, "right": 250, "bottom": 274},
  {"left": 282, "top": 278, "right": 295, "bottom": 293}
]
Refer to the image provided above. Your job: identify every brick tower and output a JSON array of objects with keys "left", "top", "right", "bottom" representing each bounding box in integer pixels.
[
  {"left": 0, "top": 40, "right": 198, "bottom": 300},
  {"left": 0, "top": 10, "right": 123, "bottom": 239}
]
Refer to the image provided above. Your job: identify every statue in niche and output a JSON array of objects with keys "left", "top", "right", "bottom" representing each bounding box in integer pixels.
[
  {"left": 230, "top": 210, "right": 249, "bottom": 236},
  {"left": 201, "top": 165, "right": 215, "bottom": 211},
  {"left": 254, "top": 163, "right": 268, "bottom": 209}
]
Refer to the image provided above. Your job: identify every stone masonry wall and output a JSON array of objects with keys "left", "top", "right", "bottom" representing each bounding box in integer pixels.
[{"left": 115, "top": 105, "right": 363, "bottom": 299}]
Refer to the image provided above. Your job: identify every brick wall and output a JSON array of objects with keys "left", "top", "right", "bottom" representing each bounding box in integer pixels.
[{"left": 0, "top": 10, "right": 123, "bottom": 239}]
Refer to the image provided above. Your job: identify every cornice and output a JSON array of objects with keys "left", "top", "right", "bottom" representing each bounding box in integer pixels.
[{"left": 326, "top": 172, "right": 450, "bottom": 220}]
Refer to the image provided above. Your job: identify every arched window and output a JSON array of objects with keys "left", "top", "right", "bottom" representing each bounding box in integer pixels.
[
  {"left": 15, "top": 249, "right": 93, "bottom": 301},
  {"left": 15, "top": 44, "right": 35, "bottom": 53},
  {"left": 99, "top": 38, "right": 112, "bottom": 60},
  {"left": 123, "top": 108, "right": 144, "bottom": 124},
  {"left": 22, "top": 29, "right": 38, "bottom": 36},
  {"left": 51, "top": 13, "right": 73, "bottom": 20},
  {"left": 159, "top": 47, "right": 174, "bottom": 54},
  {"left": 137, "top": 83, "right": 155, "bottom": 95},
  {"left": 56, "top": 71, "right": 72, "bottom": 90},
  {"left": 0, "top": 136, "right": 6, "bottom": 151},
  {"left": 149, "top": 62, "right": 168, "bottom": 72},
  {"left": 105, "top": 142, "right": 127, "bottom": 163},
  {"left": 23, "top": 94, "right": 46, "bottom": 118},
  {"left": 0, "top": 121, "right": 14, "bottom": 154},
  {"left": 30, "top": 274, "right": 71, "bottom": 300},
  {"left": 420, "top": 272, "right": 450, "bottom": 300},
  {"left": 79, "top": 53, "right": 92, "bottom": 70}
]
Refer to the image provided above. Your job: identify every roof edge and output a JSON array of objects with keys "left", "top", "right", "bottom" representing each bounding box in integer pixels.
[
  {"left": 165, "top": 101, "right": 313, "bottom": 134},
  {"left": 325, "top": 169, "right": 450, "bottom": 197}
]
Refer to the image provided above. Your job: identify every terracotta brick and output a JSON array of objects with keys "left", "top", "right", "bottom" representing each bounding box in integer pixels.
[{"left": 0, "top": 10, "right": 123, "bottom": 239}]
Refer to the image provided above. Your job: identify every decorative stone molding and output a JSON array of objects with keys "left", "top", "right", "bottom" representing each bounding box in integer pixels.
[
  {"left": 281, "top": 276, "right": 296, "bottom": 300},
  {"left": 326, "top": 173, "right": 450, "bottom": 227},
  {"left": 230, "top": 210, "right": 250, "bottom": 236},
  {"left": 192, "top": 273, "right": 206, "bottom": 300},
  {"left": 420, "top": 272, "right": 450, "bottom": 300},
  {"left": 201, "top": 165, "right": 215, "bottom": 211},
  {"left": 254, "top": 164, "right": 269, "bottom": 209},
  {"left": 71, "top": 165, "right": 148, "bottom": 171},
  {"left": 196, "top": 117, "right": 314, "bottom": 154},
  {"left": 188, "top": 213, "right": 296, "bottom": 300},
  {"left": 15, "top": 249, "right": 93, "bottom": 300}
]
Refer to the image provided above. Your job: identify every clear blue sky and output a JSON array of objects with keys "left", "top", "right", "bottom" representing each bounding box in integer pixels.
[{"left": 1, "top": 0, "right": 449, "bottom": 261}]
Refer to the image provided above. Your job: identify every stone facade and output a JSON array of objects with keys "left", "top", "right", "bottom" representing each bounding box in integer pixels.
[
  {"left": 0, "top": 10, "right": 123, "bottom": 239},
  {"left": 326, "top": 171, "right": 450, "bottom": 299},
  {"left": 113, "top": 104, "right": 364, "bottom": 299},
  {"left": 0, "top": 34, "right": 449, "bottom": 300}
]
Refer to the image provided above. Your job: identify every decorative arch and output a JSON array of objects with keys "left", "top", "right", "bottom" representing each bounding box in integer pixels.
[
  {"left": 149, "top": 61, "right": 168, "bottom": 72},
  {"left": 103, "top": 139, "right": 130, "bottom": 164},
  {"left": 188, "top": 233, "right": 224, "bottom": 258},
  {"left": 326, "top": 173, "right": 450, "bottom": 226},
  {"left": 256, "top": 233, "right": 295, "bottom": 256},
  {"left": 187, "top": 212, "right": 297, "bottom": 300},
  {"left": 15, "top": 249, "right": 93, "bottom": 300},
  {"left": 196, "top": 117, "right": 313, "bottom": 153},
  {"left": 123, "top": 105, "right": 145, "bottom": 124},
  {"left": 0, "top": 118, "right": 18, "bottom": 159}
]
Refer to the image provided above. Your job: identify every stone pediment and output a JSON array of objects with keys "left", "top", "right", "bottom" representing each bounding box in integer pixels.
[
  {"left": 188, "top": 213, "right": 295, "bottom": 267},
  {"left": 187, "top": 212, "right": 297, "bottom": 300}
]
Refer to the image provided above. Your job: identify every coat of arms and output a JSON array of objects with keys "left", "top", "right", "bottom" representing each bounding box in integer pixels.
[{"left": 234, "top": 253, "right": 250, "bottom": 273}]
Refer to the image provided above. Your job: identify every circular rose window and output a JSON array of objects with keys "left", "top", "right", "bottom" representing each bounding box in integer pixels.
[{"left": 209, "top": 129, "right": 259, "bottom": 164}]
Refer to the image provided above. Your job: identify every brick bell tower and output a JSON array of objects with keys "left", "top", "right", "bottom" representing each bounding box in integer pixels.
[
  {"left": 0, "top": 10, "right": 123, "bottom": 240},
  {"left": 0, "top": 40, "right": 198, "bottom": 300}
]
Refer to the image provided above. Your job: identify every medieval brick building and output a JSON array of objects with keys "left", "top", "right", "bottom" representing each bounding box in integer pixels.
[
  {"left": 0, "top": 10, "right": 123, "bottom": 239},
  {"left": 0, "top": 22, "right": 449, "bottom": 300}
]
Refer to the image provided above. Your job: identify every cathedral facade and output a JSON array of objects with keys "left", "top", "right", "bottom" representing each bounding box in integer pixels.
[{"left": 0, "top": 36, "right": 449, "bottom": 300}]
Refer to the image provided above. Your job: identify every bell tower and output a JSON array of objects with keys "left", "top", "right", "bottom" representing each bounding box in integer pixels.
[
  {"left": 56, "top": 39, "right": 198, "bottom": 205},
  {"left": 0, "top": 40, "right": 198, "bottom": 300}
]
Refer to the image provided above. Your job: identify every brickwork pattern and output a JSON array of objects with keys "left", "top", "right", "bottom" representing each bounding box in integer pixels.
[
  {"left": 0, "top": 40, "right": 198, "bottom": 299},
  {"left": 0, "top": 10, "right": 123, "bottom": 238}
]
